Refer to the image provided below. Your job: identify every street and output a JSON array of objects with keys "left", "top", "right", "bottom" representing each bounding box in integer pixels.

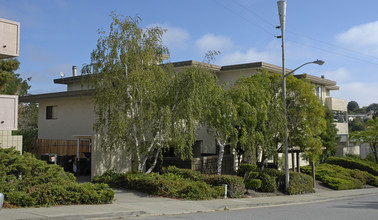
[{"left": 133, "top": 194, "right": 378, "bottom": 220}]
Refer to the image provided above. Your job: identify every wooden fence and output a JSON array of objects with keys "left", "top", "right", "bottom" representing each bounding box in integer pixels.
[{"left": 34, "top": 139, "right": 90, "bottom": 159}]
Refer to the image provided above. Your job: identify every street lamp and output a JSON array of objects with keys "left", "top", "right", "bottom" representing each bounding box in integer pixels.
[{"left": 277, "top": 1, "right": 325, "bottom": 192}]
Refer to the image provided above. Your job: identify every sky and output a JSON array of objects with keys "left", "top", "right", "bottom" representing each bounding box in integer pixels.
[{"left": 1, "top": 0, "right": 378, "bottom": 107}]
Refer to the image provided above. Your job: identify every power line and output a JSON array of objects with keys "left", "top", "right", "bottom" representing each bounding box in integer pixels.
[
  {"left": 286, "top": 30, "right": 378, "bottom": 63},
  {"left": 288, "top": 40, "right": 378, "bottom": 66},
  {"left": 231, "top": 0, "right": 276, "bottom": 28},
  {"left": 213, "top": 0, "right": 276, "bottom": 38},
  {"left": 215, "top": 0, "right": 378, "bottom": 66}
]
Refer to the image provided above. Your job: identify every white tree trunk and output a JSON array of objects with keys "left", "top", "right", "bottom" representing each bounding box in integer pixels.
[{"left": 216, "top": 137, "right": 227, "bottom": 175}]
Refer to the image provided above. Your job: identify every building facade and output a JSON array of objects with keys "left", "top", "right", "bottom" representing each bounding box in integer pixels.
[{"left": 20, "top": 60, "right": 348, "bottom": 175}]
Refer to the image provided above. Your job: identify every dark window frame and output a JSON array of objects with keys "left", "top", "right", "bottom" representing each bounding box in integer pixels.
[{"left": 46, "top": 105, "right": 57, "bottom": 120}]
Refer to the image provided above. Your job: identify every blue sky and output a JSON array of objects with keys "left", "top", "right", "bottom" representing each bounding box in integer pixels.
[{"left": 1, "top": 0, "right": 378, "bottom": 107}]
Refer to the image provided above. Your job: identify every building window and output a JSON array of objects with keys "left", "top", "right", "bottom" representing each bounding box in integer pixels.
[
  {"left": 316, "top": 86, "right": 322, "bottom": 100},
  {"left": 333, "top": 111, "right": 347, "bottom": 123},
  {"left": 46, "top": 106, "right": 57, "bottom": 119}
]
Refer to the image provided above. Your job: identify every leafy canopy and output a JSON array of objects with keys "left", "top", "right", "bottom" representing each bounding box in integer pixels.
[{"left": 84, "top": 13, "right": 217, "bottom": 173}]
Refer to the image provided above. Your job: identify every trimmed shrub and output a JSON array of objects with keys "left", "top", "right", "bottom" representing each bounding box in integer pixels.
[
  {"left": 322, "top": 176, "right": 363, "bottom": 190},
  {"left": 0, "top": 148, "right": 114, "bottom": 207},
  {"left": 326, "top": 156, "right": 378, "bottom": 176},
  {"left": 204, "top": 174, "right": 245, "bottom": 198},
  {"left": 95, "top": 167, "right": 245, "bottom": 199},
  {"left": 236, "top": 164, "right": 257, "bottom": 177},
  {"left": 288, "top": 172, "right": 313, "bottom": 195},
  {"left": 257, "top": 173, "right": 277, "bottom": 193},
  {"left": 161, "top": 166, "right": 205, "bottom": 182},
  {"left": 246, "top": 178, "right": 262, "bottom": 190},
  {"left": 94, "top": 169, "right": 224, "bottom": 200},
  {"left": 301, "top": 164, "right": 366, "bottom": 190}
]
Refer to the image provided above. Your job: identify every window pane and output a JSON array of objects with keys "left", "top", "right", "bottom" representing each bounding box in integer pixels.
[{"left": 46, "top": 106, "right": 57, "bottom": 119}]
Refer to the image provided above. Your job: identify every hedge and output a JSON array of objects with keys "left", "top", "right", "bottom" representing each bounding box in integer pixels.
[
  {"left": 0, "top": 148, "right": 114, "bottom": 207},
  {"left": 301, "top": 164, "right": 368, "bottom": 190},
  {"left": 326, "top": 156, "right": 378, "bottom": 176},
  {"left": 94, "top": 167, "right": 245, "bottom": 199}
]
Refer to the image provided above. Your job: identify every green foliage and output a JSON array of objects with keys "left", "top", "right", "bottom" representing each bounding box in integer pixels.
[
  {"left": 85, "top": 13, "right": 218, "bottom": 173},
  {"left": 246, "top": 178, "right": 262, "bottom": 190},
  {"left": 286, "top": 75, "right": 326, "bottom": 165},
  {"left": 301, "top": 164, "right": 371, "bottom": 190},
  {"left": 94, "top": 167, "right": 245, "bottom": 199},
  {"left": 236, "top": 164, "right": 257, "bottom": 177},
  {"left": 347, "top": 101, "right": 360, "bottom": 113},
  {"left": 350, "top": 117, "right": 378, "bottom": 163},
  {"left": 257, "top": 173, "right": 277, "bottom": 193},
  {"left": 161, "top": 166, "right": 205, "bottom": 182},
  {"left": 288, "top": 172, "right": 313, "bottom": 195},
  {"left": 0, "top": 148, "right": 114, "bottom": 207},
  {"left": 326, "top": 156, "right": 378, "bottom": 176},
  {"left": 231, "top": 71, "right": 284, "bottom": 167},
  {"left": 349, "top": 118, "right": 366, "bottom": 132},
  {"left": 319, "top": 106, "right": 340, "bottom": 162},
  {"left": 245, "top": 168, "right": 312, "bottom": 195},
  {"left": 13, "top": 102, "right": 39, "bottom": 153},
  {"left": 0, "top": 58, "right": 30, "bottom": 96},
  {"left": 204, "top": 174, "right": 245, "bottom": 198}
]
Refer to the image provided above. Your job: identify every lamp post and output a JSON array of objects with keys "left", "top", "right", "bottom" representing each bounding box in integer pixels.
[{"left": 277, "top": 0, "right": 325, "bottom": 192}]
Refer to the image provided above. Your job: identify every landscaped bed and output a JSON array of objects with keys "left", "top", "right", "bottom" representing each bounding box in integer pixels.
[{"left": 0, "top": 148, "right": 114, "bottom": 208}]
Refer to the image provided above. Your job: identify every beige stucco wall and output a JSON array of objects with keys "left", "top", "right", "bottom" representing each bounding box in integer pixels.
[
  {"left": 335, "top": 122, "right": 348, "bottom": 135},
  {"left": 217, "top": 68, "right": 259, "bottom": 86},
  {"left": 38, "top": 96, "right": 96, "bottom": 140},
  {"left": 325, "top": 97, "right": 347, "bottom": 111},
  {"left": 196, "top": 126, "right": 216, "bottom": 154},
  {"left": 91, "top": 134, "right": 132, "bottom": 178},
  {"left": 67, "top": 81, "right": 94, "bottom": 92}
]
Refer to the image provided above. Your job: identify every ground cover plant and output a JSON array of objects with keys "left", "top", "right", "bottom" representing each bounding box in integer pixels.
[
  {"left": 326, "top": 156, "right": 378, "bottom": 176},
  {"left": 301, "top": 163, "right": 378, "bottom": 190},
  {"left": 236, "top": 164, "right": 313, "bottom": 195},
  {"left": 0, "top": 148, "right": 114, "bottom": 207},
  {"left": 93, "top": 166, "right": 245, "bottom": 199}
]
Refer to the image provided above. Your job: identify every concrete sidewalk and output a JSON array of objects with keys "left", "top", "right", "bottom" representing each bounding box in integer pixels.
[{"left": 1, "top": 187, "right": 378, "bottom": 220}]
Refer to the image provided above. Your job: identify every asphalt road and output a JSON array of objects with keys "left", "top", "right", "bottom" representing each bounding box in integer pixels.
[{"left": 133, "top": 194, "right": 378, "bottom": 220}]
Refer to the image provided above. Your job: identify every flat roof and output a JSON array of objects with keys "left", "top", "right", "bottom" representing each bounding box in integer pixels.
[{"left": 19, "top": 90, "right": 92, "bottom": 103}]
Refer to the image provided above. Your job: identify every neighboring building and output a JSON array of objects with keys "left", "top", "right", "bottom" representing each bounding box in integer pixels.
[
  {"left": 0, "top": 95, "right": 22, "bottom": 152},
  {"left": 0, "top": 18, "right": 22, "bottom": 152},
  {"left": 20, "top": 60, "right": 347, "bottom": 176}
]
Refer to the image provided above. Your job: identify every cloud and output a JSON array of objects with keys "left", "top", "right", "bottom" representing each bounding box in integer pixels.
[
  {"left": 218, "top": 48, "right": 279, "bottom": 65},
  {"left": 337, "top": 21, "right": 378, "bottom": 48},
  {"left": 149, "top": 23, "right": 190, "bottom": 51},
  {"left": 335, "top": 82, "right": 378, "bottom": 107},
  {"left": 336, "top": 21, "right": 378, "bottom": 58},
  {"left": 195, "top": 34, "right": 234, "bottom": 54},
  {"left": 324, "top": 67, "right": 352, "bottom": 82}
]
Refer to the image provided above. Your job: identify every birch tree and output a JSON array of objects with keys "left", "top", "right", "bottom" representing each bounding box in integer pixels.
[
  {"left": 84, "top": 13, "right": 216, "bottom": 173},
  {"left": 205, "top": 84, "right": 238, "bottom": 175}
]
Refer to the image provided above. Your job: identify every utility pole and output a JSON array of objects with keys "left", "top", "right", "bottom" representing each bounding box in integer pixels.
[{"left": 277, "top": 0, "right": 289, "bottom": 193}]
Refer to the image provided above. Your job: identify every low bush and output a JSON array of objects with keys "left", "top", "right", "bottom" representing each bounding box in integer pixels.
[
  {"left": 246, "top": 178, "right": 262, "bottom": 190},
  {"left": 257, "top": 173, "right": 277, "bottom": 193},
  {"left": 326, "top": 156, "right": 378, "bottom": 176},
  {"left": 236, "top": 164, "right": 257, "bottom": 177},
  {"left": 94, "top": 167, "right": 245, "bottom": 200},
  {"left": 288, "top": 172, "right": 313, "bottom": 195},
  {"left": 161, "top": 166, "right": 205, "bottom": 182},
  {"left": 204, "top": 174, "right": 245, "bottom": 198},
  {"left": 253, "top": 168, "right": 312, "bottom": 195},
  {"left": 0, "top": 148, "right": 114, "bottom": 207},
  {"left": 301, "top": 164, "right": 366, "bottom": 190}
]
